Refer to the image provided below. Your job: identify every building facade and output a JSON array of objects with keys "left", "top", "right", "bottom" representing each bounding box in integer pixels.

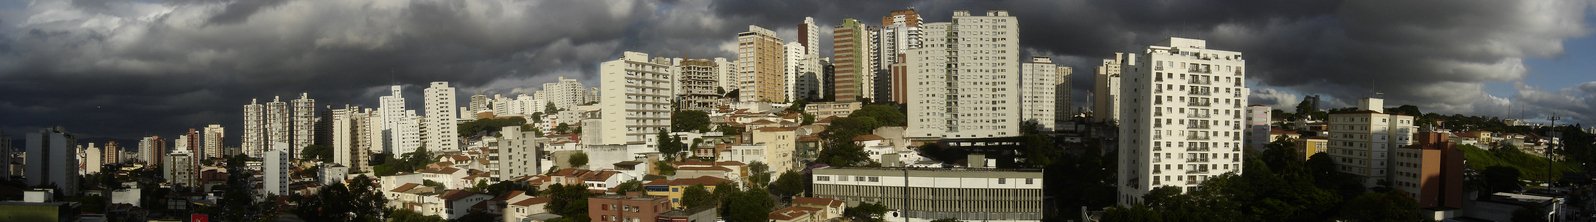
[
  {"left": 291, "top": 93, "right": 316, "bottom": 157},
  {"left": 26, "top": 127, "right": 78, "bottom": 196},
  {"left": 811, "top": 167, "right": 1044, "bottom": 221},
  {"left": 1094, "top": 53, "right": 1127, "bottom": 124},
  {"left": 905, "top": 10, "right": 1021, "bottom": 139},
  {"left": 1328, "top": 97, "right": 1416, "bottom": 187},
  {"left": 243, "top": 99, "right": 265, "bottom": 157},
  {"left": 264, "top": 143, "right": 290, "bottom": 196},
  {"left": 832, "top": 18, "right": 869, "bottom": 102},
  {"left": 597, "top": 52, "right": 674, "bottom": 145},
  {"left": 677, "top": 59, "right": 723, "bottom": 112},
  {"left": 737, "top": 26, "right": 786, "bottom": 102},
  {"left": 1394, "top": 132, "right": 1465, "bottom": 215},
  {"left": 1021, "top": 57, "right": 1066, "bottom": 131},
  {"left": 424, "top": 82, "right": 460, "bottom": 151},
  {"left": 1117, "top": 37, "right": 1248, "bottom": 205},
  {"left": 1245, "top": 105, "right": 1272, "bottom": 151},
  {"left": 202, "top": 124, "right": 224, "bottom": 160}
]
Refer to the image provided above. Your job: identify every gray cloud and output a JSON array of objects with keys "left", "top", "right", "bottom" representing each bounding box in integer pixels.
[{"left": 0, "top": 0, "right": 1593, "bottom": 141}]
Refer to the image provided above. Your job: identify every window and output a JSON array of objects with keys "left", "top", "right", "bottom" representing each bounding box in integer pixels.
[
  {"left": 999, "top": 178, "right": 1007, "bottom": 184},
  {"left": 1026, "top": 178, "right": 1034, "bottom": 184}
]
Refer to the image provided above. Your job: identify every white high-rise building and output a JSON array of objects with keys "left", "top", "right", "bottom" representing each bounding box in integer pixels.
[
  {"left": 242, "top": 99, "right": 265, "bottom": 157},
  {"left": 79, "top": 143, "right": 100, "bottom": 175},
  {"left": 784, "top": 42, "right": 811, "bottom": 102},
  {"left": 25, "top": 127, "right": 78, "bottom": 196},
  {"left": 424, "top": 82, "right": 460, "bottom": 151},
  {"left": 391, "top": 111, "right": 423, "bottom": 155},
  {"left": 291, "top": 93, "right": 316, "bottom": 157},
  {"left": 1244, "top": 105, "right": 1272, "bottom": 151},
  {"left": 1117, "top": 37, "right": 1248, "bottom": 206},
  {"left": 1328, "top": 97, "right": 1416, "bottom": 187},
  {"left": 165, "top": 148, "right": 195, "bottom": 189},
  {"left": 265, "top": 96, "right": 291, "bottom": 154},
  {"left": 1022, "top": 57, "right": 1067, "bottom": 131},
  {"left": 203, "top": 124, "right": 224, "bottom": 160},
  {"left": 351, "top": 108, "right": 374, "bottom": 173},
  {"left": 379, "top": 85, "right": 406, "bottom": 154},
  {"left": 366, "top": 107, "right": 387, "bottom": 154},
  {"left": 595, "top": 51, "right": 674, "bottom": 145},
  {"left": 717, "top": 58, "right": 737, "bottom": 95},
  {"left": 331, "top": 106, "right": 360, "bottom": 170},
  {"left": 535, "top": 76, "right": 589, "bottom": 112},
  {"left": 1094, "top": 53, "right": 1127, "bottom": 124},
  {"left": 495, "top": 126, "right": 541, "bottom": 180},
  {"left": 264, "top": 142, "right": 290, "bottom": 196},
  {"left": 1056, "top": 67, "right": 1075, "bottom": 124},
  {"left": 905, "top": 10, "right": 1021, "bottom": 139}
]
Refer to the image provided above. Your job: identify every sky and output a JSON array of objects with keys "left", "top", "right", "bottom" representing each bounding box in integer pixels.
[{"left": 0, "top": 0, "right": 1594, "bottom": 142}]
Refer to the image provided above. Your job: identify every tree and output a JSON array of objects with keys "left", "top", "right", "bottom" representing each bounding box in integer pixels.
[
  {"left": 458, "top": 117, "right": 529, "bottom": 136},
  {"left": 748, "top": 161, "right": 772, "bottom": 188},
  {"left": 569, "top": 152, "right": 588, "bottom": 168},
  {"left": 818, "top": 141, "right": 871, "bottom": 167},
  {"left": 658, "top": 129, "right": 684, "bottom": 160},
  {"left": 545, "top": 102, "right": 559, "bottom": 114},
  {"left": 672, "top": 110, "right": 712, "bottom": 132},
  {"left": 769, "top": 170, "right": 806, "bottom": 198},
  {"left": 849, "top": 104, "right": 907, "bottom": 126},
  {"left": 217, "top": 155, "right": 277, "bottom": 222},
  {"left": 681, "top": 185, "right": 714, "bottom": 209},
  {"left": 844, "top": 202, "right": 889, "bottom": 222},
  {"left": 1338, "top": 190, "right": 1422, "bottom": 221},
  {"left": 656, "top": 160, "right": 677, "bottom": 176},
  {"left": 389, "top": 209, "right": 445, "bottom": 222},
  {"left": 555, "top": 123, "right": 571, "bottom": 134},
  {"left": 726, "top": 188, "right": 776, "bottom": 222},
  {"left": 300, "top": 144, "right": 333, "bottom": 163},
  {"left": 546, "top": 184, "right": 590, "bottom": 221},
  {"left": 615, "top": 179, "right": 645, "bottom": 193},
  {"left": 1481, "top": 166, "right": 1524, "bottom": 195}
]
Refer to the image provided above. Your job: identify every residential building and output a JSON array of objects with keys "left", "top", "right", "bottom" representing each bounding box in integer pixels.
[
  {"left": 752, "top": 127, "right": 799, "bottom": 178},
  {"left": 804, "top": 101, "right": 862, "bottom": 120},
  {"left": 1117, "top": 37, "right": 1248, "bottom": 205},
  {"left": 26, "top": 128, "right": 78, "bottom": 196},
  {"left": 264, "top": 142, "right": 290, "bottom": 196},
  {"left": 1328, "top": 97, "right": 1416, "bottom": 187},
  {"left": 319, "top": 164, "right": 348, "bottom": 185},
  {"left": 380, "top": 85, "right": 407, "bottom": 154},
  {"left": 798, "top": 17, "right": 823, "bottom": 101},
  {"left": 0, "top": 133, "right": 14, "bottom": 179},
  {"left": 202, "top": 124, "right": 223, "bottom": 160},
  {"left": 905, "top": 10, "right": 1021, "bottom": 139},
  {"left": 102, "top": 141, "right": 120, "bottom": 165},
  {"left": 496, "top": 126, "right": 542, "bottom": 180},
  {"left": 1299, "top": 137, "right": 1329, "bottom": 160},
  {"left": 424, "top": 82, "right": 460, "bottom": 151},
  {"left": 792, "top": 197, "right": 846, "bottom": 221},
  {"left": 1394, "top": 132, "right": 1464, "bottom": 219},
  {"left": 1094, "top": 53, "right": 1126, "bottom": 123},
  {"left": 785, "top": 42, "right": 818, "bottom": 101},
  {"left": 595, "top": 51, "right": 675, "bottom": 145},
  {"left": 165, "top": 148, "right": 195, "bottom": 189},
  {"left": 292, "top": 93, "right": 316, "bottom": 157},
  {"left": 588, "top": 192, "right": 671, "bottom": 222},
  {"left": 243, "top": 99, "right": 265, "bottom": 157},
  {"left": 79, "top": 143, "right": 100, "bottom": 175},
  {"left": 434, "top": 190, "right": 491, "bottom": 220},
  {"left": 138, "top": 136, "right": 164, "bottom": 168},
  {"left": 717, "top": 58, "right": 738, "bottom": 95},
  {"left": 769, "top": 206, "right": 820, "bottom": 222},
  {"left": 832, "top": 18, "right": 870, "bottom": 102},
  {"left": 500, "top": 191, "right": 553, "bottom": 222},
  {"left": 811, "top": 167, "right": 1044, "bottom": 221},
  {"left": 737, "top": 25, "right": 786, "bottom": 102},
  {"left": 266, "top": 96, "right": 291, "bottom": 157},
  {"left": 330, "top": 106, "right": 363, "bottom": 171},
  {"left": 1245, "top": 105, "right": 1272, "bottom": 151},
  {"left": 1021, "top": 57, "right": 1066, "bottom": 131},
  {"left": 677, "top": 59, "right": 723, "bottom": 112},
  {"left": 642, "top": 176, "right": 732, "bottom": 209}
]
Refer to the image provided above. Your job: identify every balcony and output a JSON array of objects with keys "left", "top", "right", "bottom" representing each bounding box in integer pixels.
[
  {"left": 1187, "top": 79, "right": 1210, "bottom": 85},
  {"left": 1188, "top": 101, "right": 1211, "bottom": 107},
  {"left": 1187, "top": 158, "right": 1210, "bottom": 163},
  {"left": 1186, "top": 113, "right": 1211, "bottom": 118},
  {"left": 1186, "top": 146, "right": 1210, "bottom": 152},
  {"left": 1189, "top": 89, "right": 1211, "bottom": 96},
  {"left": 1187, "top": 124, "right": 1210, "bottom": 129},
  {"left": 1189, "top": 66, "right": 1212, "bottom": 74},
  {"left": 1187, "top": 168, "right": 1210, "bottom": 174},
  {"left": 1187, "top": 134, "right": 1211, "bottom": 141}
]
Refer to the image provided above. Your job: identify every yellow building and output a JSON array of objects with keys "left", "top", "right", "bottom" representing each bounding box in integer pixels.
[
  {"left": 643, "top": 176, "right": 733, "bottom": 209},
  {"left": 1300, "top": 137, "right": 1329, "bottom": 160}
]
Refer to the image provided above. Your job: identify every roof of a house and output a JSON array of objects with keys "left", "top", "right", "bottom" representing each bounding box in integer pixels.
[
  {"left": 768, "top": 206, "right": 817, "bottom": 220},
  {"left": 438, "top": 190, "right": 484, "bottom": 201},
  {"left": 419, "top": 166, "right": 462, "bottom": 174},
  {"left": 582, "top": 170, "right": 620, "bottom": 182},
  {"left": 852, "top": 134, "right": 885, "bottom": 141},
  {"left": 793, "top": 197, "right": 846, "bottom": 208},
  {"left": 510, "top": 196, "right": 552, "bottom": 206},
  {"left": 390, "top": 183, "right": 420, "bottom": 193}
]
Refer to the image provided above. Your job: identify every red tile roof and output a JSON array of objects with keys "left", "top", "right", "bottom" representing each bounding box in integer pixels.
[
  {"left": 390, "top": 183, "right": 420, "bottom": 193},
  {"left": 793, "top": 197, "right": 845, "bottom": 209},
  {"left": 509, "top": 196, "right": 551, "bottom": 206}
]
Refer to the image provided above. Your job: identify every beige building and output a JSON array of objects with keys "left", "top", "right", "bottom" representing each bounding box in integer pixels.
[
  {"left": 832, "top": 18, "right": 871, "bottom": 102},
  {"left": 738, "top": 26, "right": 786, "bottom": 103},
  {"left": 1094, "top": 52, "right": 1127, "bottom": 123},
  {"left": 751, "top": 127, "right": 800, "bottom": 179},
  {"left": 804, "top": 101, "right": 862, "bottom": 120},
  {"left": 677, "top": 59, "right": 722, "bottom": 112},
  {"left": 1328, "top": 97, "right": 1416, "bottom": 187},
  {"left": 1021, "top": 57, "right": 1070, "bottom": 131},
  {"left": 597, "top": 51, "right": 675, "bottom": 145},
  {"left": 905, "top": 10, "right": 1022, "bottom": 139}
]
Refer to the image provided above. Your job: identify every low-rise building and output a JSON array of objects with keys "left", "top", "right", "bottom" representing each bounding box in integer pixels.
[
  {"left": 811, "top": 167, "right": 1044, "bottom": 221},
  {"left": 588, "top": 192, "right": 671, "bottom": 222},
  {"left": 642, "top": 176, "right": 733, "bottom": 209},
  {"left": 499, "top": 191, "right": 554, "bottom": 222},
  {"left": 804, "top": 101, "right": 862, "bottom": 119},
  {"left": 1394, "top": 132, "right": 1465, "bottom": 220},
  {"left": 1298, "top": 137, "right": 1329, "bottom": 160}
]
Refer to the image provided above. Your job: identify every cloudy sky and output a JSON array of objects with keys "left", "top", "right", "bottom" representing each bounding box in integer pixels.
[{"left": 1, "top": 0, "right": 1594, "bottom": 141}]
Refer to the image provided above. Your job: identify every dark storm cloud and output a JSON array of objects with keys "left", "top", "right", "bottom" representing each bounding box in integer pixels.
[{"left": 0, "top": 0, "right": 1592, "bottom": 141}]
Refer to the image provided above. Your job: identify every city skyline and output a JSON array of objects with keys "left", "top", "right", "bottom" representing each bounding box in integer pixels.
[{"left": 1, "top": 0, "right": 1594, "bottom": 140}]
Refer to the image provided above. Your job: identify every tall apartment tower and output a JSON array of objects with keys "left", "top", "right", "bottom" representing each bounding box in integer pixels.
[
  {"left": 1328, "top": 97, "right": 1415, "bottom": 187},
  {"left": 1022, "top": 57, "right": 1066, "bottom": 131},
  {"left": 263, "top": 142, "right": 290, "bottom": 196},
  {"left": 79, "top": 143, "right": 101, "bottom": 175},
  {"left": 1244, "top": 105, "right": 1272, "bottom": 151},
  {"left": 139, "top": 136, "right": 165, "bottom": 168},
  {"left": 795, "top": 17, "right": 822, "bottom": 101},
  {"left": 242, "top": 99, "right": 265, "bottom": 157},
  {"left": 0, "top": 132, "right": 9, "bottom": 180},
  {"left": 879, "top": 9, "right": 920, "bottom": 105},
  {"left": 351, "top": 108, "right": 374, "bottom": 173},
  {"left": 495, "top": 126, "right": 541, "bottom": 180},
  {"left": 1055, "top": 67, "right": 1075, "bottom": 123},
  {"left": 26, "top": 127, "right": 78, "bottom": 196},
  {"left": 291, "top": 93, "right": 316, "bottom": 157},
  {"left": 737, "top": 25, "right": 786, "bottom": 102},
  {"left": 832, "top": 18, "right": 868, "bottom": 102},
  {"left": 905, "top": 10, "right": 1021, "bottom": 139},
  {"left": 103, "top": 141, "right": 120, "bottom": 165},
  {"left": 1094, "top": 53, "right": 1127, "bottom": 124},
  {"left": 379, "top": 85, "right": 406, "bottom": 154},
  {"left": 265, "top": 96, "right": 291, "bottom": 156},
  {"left": 595, "top": 51, "right": 674, "bottom": 145},
  {"left": 165, "top": 148, "right": 195, "bottom": 189},
  {"left": 784, "top": 42, "right": 816, "bottom": 102},
  {"left": 678, "top": 59, "right": 723, "bottom": 111},
  {"left": 331, "top": 106, "right": 359, "bottom": 171},
  {"left": 424, "top": 82, "right": 459, "bottom": 151},
  {"left": 1117, "top": 37, "right": 1248, "bottom": 206},
  {"left": 202, "top": 124, "right": 224, "bottom": 159},
  {"left": 716, "top": 58, "right": 737, "bottom": 95}
]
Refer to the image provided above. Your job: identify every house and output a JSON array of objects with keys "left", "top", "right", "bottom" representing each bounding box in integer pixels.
[
  {"left": 419, "top": 166, "right": 468, "bottom": 189},
  {"left": 435, "top": 190, "right": 492, "bottom": 220},
  {"left": 498, "top": 191, "right": 553, "bottom": 222},
  {"left": 674, "top": 161, "right": 746, "bottom": 183},
  {"left": 581, "top": 170, "right": 630, "bottom": 193},
  {"left": 791, "top": 197, "right": 845, "bottom": 220},
  {"left": 588, "top": 192, "right": 671, "bottom": 222},
  {"left": 768, "top": 206, "right": 821, "bottom": 222},
  {"left": 641, "top": 176, "right": 733, "bottom": 209}
]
